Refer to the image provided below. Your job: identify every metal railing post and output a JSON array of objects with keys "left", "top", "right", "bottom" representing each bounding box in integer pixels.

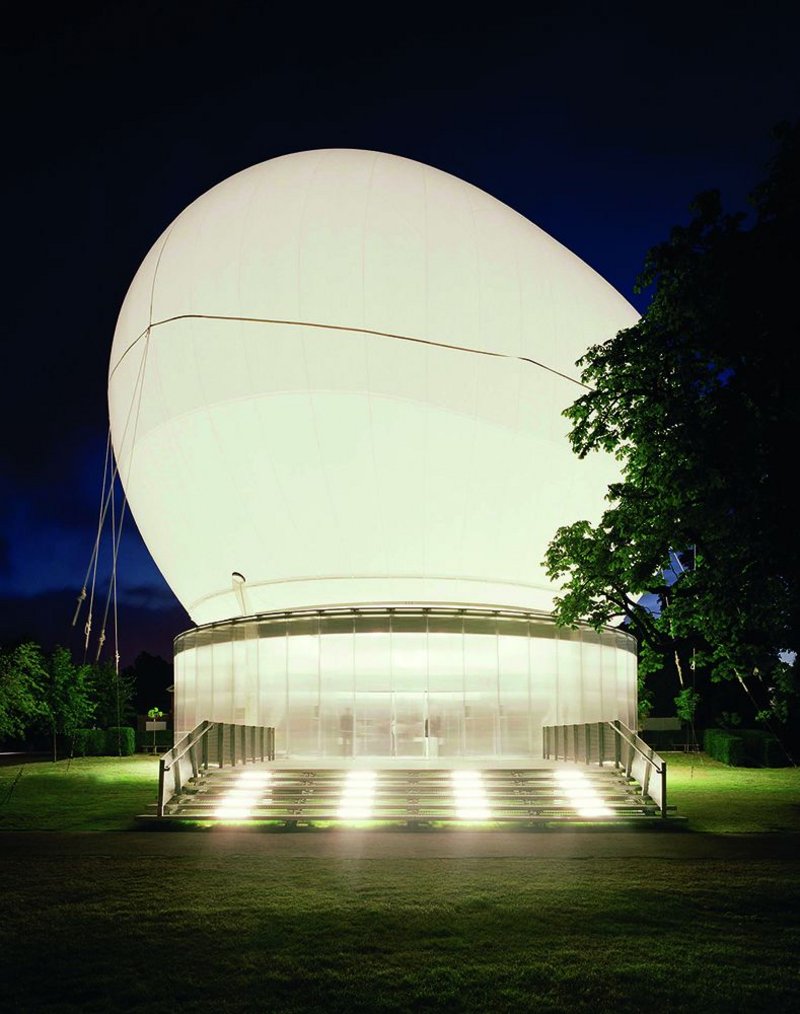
[
  {"left": 157, "top": 758, "right": 166, "bottom": 817},
  {"left": 641, "top": 743, "right": 654, "bottom": 798},
  {"left": 598, "top": 722, "right": 605, "bottom": 766},
  {"left": 661, "top": 760, "right": 668, "bottom": 818},
  {"left": 218, "top": 723, "right": 224, "bottom": 768}
]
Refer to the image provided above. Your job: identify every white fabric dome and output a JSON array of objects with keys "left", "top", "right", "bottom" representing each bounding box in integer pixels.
[{"left": 109, "top": 149, "right": 639, "bottom": 624}]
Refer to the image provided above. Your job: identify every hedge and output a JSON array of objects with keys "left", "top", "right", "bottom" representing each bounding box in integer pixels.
[
  {"left": 703, "top": 727, "right": 786, "bottom": 766},
  {"left": 703, "top": 728, "right": 745, "bottom": 766},
  {"left": 71, "top": 727, "right": 136, "bottom": 757},
  {"left": 738, "top": 729, "right": 789, "bottom": 767},
  {"left": 105, "top": 726, "right": 136, "bottom": 756}
]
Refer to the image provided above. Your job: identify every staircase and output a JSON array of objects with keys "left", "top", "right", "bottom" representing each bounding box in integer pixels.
[{"left": 141, "top": 763, "right": 672, "bottom": 826}]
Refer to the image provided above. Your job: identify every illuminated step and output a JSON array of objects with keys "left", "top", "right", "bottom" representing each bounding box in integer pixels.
[
  {"left": 337, "top": 770, "right": 378, "bottom": 821},
  {"left": 552, "top": 768, "right": 613, "bottom": 818},
  {"left": 450, "top": 770, "right": 491, "bottom": 821},
  {"left": 214, "top": 769, "right": 273, "bottom": 819},
  {"left": 163, "top": 766, "right": 660, "bottom": 823}
]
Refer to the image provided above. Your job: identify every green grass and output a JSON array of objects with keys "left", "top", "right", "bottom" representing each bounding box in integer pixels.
[
  {"left": 0, "top": 854, "right": 798, "bottom": 1012},
  {"left": 663, "top": 751, "right": 800, "bottom": 833},
  {"left": 0, "top": 756, "right": 158, "bottom": 831},
  {"left": 1, "top": 755, "right": 799, "bottom": 1011}
]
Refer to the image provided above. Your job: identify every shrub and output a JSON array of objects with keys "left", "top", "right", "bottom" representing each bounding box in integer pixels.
[
  {"left": 85, "top": 729, "right": 107, "bottom": 756},
  {"left": 703, "top": 728, "right": 745, "bottom": 766},
  {"left": 738, "top": 729, "right": 788, "bottom": 767},
  {"left": 70, "top": 728, "right": 106, "bottom": 756},
  {"left": 703, "top": 727, "right": 789, "bottom": 766},
  {"left": 762, "top": 735, "right": 789, "bottom": 767},
  {"left": 105, "top": 726, "right": 135, "bottom": 756},
  {"left": 72, "top": 729, "right": 91, "bottom": 756}
]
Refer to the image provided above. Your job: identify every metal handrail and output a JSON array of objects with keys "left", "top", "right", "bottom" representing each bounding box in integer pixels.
[
  {"left": 157, "top": 720, "right": 276, "bottom": 817},
  {"left": 613, "top": 720, "right": 666, "bottom": 772},
  {"left": 542, "top": 719, "right": 668, "bottom": 818},
  {"left": 161, "top": 720, "right": 213, "bottom": 772}
]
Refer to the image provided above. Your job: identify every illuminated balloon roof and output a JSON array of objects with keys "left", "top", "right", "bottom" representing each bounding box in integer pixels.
[{"left": 109, "top": 150, "right": 639, "bottom": 624}]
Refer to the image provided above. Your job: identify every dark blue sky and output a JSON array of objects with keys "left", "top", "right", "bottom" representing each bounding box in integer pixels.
[{"left": 1, "top": 1, "right": 798, "bottom": 664}]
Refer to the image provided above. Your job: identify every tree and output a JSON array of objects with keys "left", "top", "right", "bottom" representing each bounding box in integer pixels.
[
  {"left": 125, "top": 652, "right": 173, "bottom": 716},
  {"left": 544, "top": 124, "right": 800, "bottom": 742},
  {"left": 90, "top": 661, "right": 136, "bottom": 730},
  {"left": 0, "top": 642, "right": 47, "bottom": 742},
  {"left": 37, "top": 647, "right": 95, "bottom": 761}
]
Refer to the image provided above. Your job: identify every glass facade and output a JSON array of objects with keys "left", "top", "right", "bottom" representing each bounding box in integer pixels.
[{"left": 174, "top": 608, "right": 637, "bottom": 760}]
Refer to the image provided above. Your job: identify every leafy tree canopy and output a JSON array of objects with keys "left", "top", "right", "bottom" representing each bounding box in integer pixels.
[
  {"left": 37, "top": 646, "right": 95, "bottom": 759},
  {"left": 0, "top": 642, "right": 47, "bottom": 741},
  {"left": 545, "top": 124, "right": 800, "bottom": 733}
]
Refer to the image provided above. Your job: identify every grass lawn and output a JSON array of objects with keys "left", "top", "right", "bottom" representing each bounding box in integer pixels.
[
  {"left": 0, "top": 755, "right": 159, "bottom": 831},
  {"left": 1, "top": 755, "right": 799, "bottom": 1011},
  {"left": 0, "top": 853, "right": 798, "bottom": 1012},
  {"left": 663, "top": 751, "right": 800, "bottom": 833}
]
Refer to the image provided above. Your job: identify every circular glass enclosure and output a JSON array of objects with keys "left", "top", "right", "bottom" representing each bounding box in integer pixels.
[{"left": 174, "top": 607, "right": 637, "bottom": 761}]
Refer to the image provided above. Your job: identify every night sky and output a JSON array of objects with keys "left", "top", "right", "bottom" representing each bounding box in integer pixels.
[{"left": 1, "top": 1, "right": 798, "bottom": 666}]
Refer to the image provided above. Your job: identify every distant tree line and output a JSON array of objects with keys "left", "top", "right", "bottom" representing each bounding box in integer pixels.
[{"left": 0, "top": 642, "right": 172, "bottom": 760}]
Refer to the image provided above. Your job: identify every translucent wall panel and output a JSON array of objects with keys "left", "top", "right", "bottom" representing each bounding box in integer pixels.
[
  {"left": 619, "top": 633, "right": 638, "bottom": 728},
  {"left": 241, "top": 622, "right": 259, "bottom": 726},
  {"left": 555, "top": 628, "right": 582, "bottom": 726},
  {"left": 580, "top": 629, "right": 603, "bottom": 723},
  {"left": 256, "top": 625, "right": 288, "bottom": 753},
  {"left": 427, "top": 620, "right": 465, "bottom": 757},
  {"left": 287, "top": 624, "right": 319, "bottom": 756},
  {"left": 530, "top": 623, "right": 558, "bottom": 737},
  {"left": 319, "top": 618, "right": 354, "bottom": 757},
  {"left": 463, "top": 617, "right": 498, "bottom": 756},
  {"left": 354, "top": 629, "right": 392, "bottom": 756},
  {"left": 175, "top": 650, "right": 195, "bottom": 737},
  {"left": 498, "top": 623, "right": 532, "bottom": 755},
  {"left": 211, "top": 635, "right": 234, "bottom": 724}
]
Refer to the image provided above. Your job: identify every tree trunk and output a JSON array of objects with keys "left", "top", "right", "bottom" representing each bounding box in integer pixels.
[{"left": 674, "top": 649, "right": 685, "bottom": 688}]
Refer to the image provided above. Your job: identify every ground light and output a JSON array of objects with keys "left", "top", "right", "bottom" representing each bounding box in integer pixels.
[
  {"left": 553, "top": 768, "right": 614, "bottom": 818},
  {"left": 450, "top": 770, "right": 491, "bottom": 821},
  {"left": 337, "top": 770, "right": 378, "bottom": 821},
  {"left": 214, "top": 770, "right": 272, "bottom": 820}
]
